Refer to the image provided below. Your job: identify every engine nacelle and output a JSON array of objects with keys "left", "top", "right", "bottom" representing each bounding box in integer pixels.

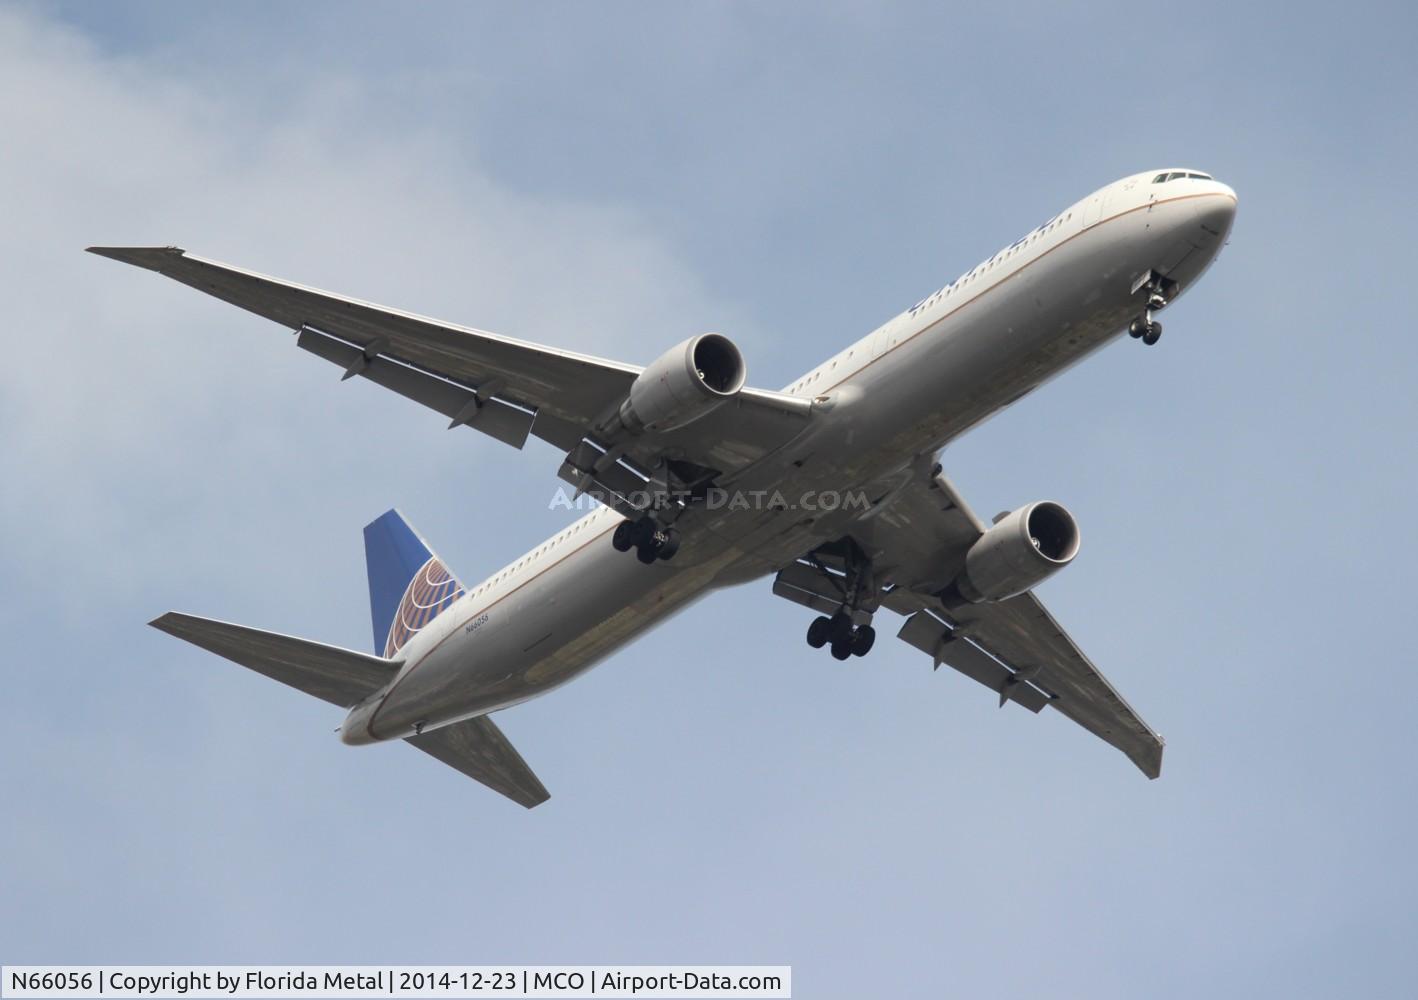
[
  {"left": 616, "top": 333, "right": 746, "bottom": 434},
  {"left": 951, "top": 501, "right": 1080, "bottom": 603}
]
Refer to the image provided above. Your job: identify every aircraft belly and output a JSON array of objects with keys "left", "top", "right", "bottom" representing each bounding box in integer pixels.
[
  {"left": 845, "top": 234, "right": 1134, "bottom": 464},
  {"left": 366, "top": 521, "right": 748, "bottom": 739}
]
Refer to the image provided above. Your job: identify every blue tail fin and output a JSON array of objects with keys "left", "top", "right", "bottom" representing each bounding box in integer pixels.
[{"left": 363, "top": 510, "right": 465, "bottom": 658}]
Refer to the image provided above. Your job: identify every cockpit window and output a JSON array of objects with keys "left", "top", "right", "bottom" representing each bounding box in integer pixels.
[{"left": 1153, "top": 170, "right": 1214, "bottom": 183}]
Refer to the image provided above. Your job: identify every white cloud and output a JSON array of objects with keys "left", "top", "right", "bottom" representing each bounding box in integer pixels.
[{"left": 0, "top": 5, "right": 751, "bottom": 602}]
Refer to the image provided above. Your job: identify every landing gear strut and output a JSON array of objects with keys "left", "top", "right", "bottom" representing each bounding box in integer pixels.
[
  {"left": 802, "top": 541, "right": 879, "bottom": 659},
  {"left": 1129, "top": 273, "right": 1172, "bottom": 347},
  {"left": 612, "top": 517, "right": 680, "bottom": 563}
]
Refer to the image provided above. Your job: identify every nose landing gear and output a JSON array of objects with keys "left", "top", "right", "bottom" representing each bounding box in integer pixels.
[
  {"left": 612, "top": 517, "right": 681, "bottom": 563},
  {"left": 1129, "top": 316, "right": 1163, "bottom": 346},
  {"left": 1129, "top": 272, "right": 1174, "bottom": 347}
]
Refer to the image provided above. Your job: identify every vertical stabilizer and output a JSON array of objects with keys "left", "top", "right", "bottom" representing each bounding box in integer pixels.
[{"left": 363, "top": 510, "right": 465, "bottom": 657}]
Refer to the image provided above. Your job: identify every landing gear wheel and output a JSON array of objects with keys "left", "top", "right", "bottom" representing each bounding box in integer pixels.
[
  {"left": 851, "top": 624, "right": 876, "bottom": 657},
  {"left": 1129, "top": 317, "right": 1147, "bottom": 339},
  {"left": 828, "top": 612, "right": 854, "bottom": 643},
  {"left": 806, "top": 616, "right": 831, "bottom": 649},
  {"left": 655, "top": 528, "right": 680, "bottom": 561},
  {"left": 619, "top": 518, "right": 681, "bottom": 564},
  {"left": 830, "top": 639, "right": 853, "bottom": 661},
  {"left": 1142, "top": 321, "right": 1162, "bottom": 346}
]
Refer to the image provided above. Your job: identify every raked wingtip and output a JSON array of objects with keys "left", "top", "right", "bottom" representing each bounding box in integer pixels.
[{"left": 85, "top": 245, "right": 187, "bottom": 271}]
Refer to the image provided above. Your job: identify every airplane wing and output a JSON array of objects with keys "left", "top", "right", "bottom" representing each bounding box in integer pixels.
[
  {"left": 889, "top": 592, "right": 1164, "bottom": 779},
  {"left": 406, "top": 715, "right": 550, "bottom": 809},
  {"left": 87, "top": 246, "right": 812, "bottom": 502},
  {"left": 778, "top": 461, "right": 1165, "bottom": 779}
]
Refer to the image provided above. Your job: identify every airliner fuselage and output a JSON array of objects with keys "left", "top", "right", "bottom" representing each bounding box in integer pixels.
[{"left": 339, "top": 169, "right": 1237, "bottom": 746}]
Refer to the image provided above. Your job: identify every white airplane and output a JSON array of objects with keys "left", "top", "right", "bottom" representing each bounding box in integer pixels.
[{"left": 91, "top": 167, "right": 1236, "bottom": 807}]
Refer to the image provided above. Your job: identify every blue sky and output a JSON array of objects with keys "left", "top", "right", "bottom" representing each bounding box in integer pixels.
[{"left": 2, "top": 2, "right": 1416, "bottom": 996}]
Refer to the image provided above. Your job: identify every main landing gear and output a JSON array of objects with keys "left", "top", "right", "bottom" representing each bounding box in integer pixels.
[
  {"left": 612, "top": 517, "right": 681, "bottom": 563},
  {"left": 806, "top": 612, "right": 876, "bottom": 660},
  {"left": 802, "top": 541, "right": 878, "bottom": 660},
  {"left": 1129, "top": 273, "right": 1172, "bottom": 346}
]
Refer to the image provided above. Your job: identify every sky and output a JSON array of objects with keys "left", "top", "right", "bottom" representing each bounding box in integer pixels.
[{"left": 2, "top": 1, "right": 1416, "bottom": 996}]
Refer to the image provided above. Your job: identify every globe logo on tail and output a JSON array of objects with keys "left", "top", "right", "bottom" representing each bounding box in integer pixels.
[{"left": 384, "top": 557, "right": 464, "bottom": 657}]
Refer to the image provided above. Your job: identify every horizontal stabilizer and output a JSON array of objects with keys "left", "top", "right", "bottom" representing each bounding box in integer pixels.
[
  {"left": 151, "top": 612, "right": 401, "bottom": 707},
  {"left": 407, "top": 715, "right": 550, "bottom": 808}
]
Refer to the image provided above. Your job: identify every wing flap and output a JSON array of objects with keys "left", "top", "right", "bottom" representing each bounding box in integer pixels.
[
  {"left": 151, "top": 612, "right": 400, "bottom": 707},
  {"left": 771, "top": 561, "right": 874, "bottom": 624},
  {"left": 945, "top": 594, "right": 1165, "bottom": 778},
  {"left": 896, "top": 611, "right": 1050, "bottom": 712},
  {"left": 406, "top": 715, "right": 550, "bottom": 808},
  {"left": 771, "top": 561, "right": 844, "bottom": 616},
  {"left": 85, "top": 246, "right": 638, "bottom": 435},
  {"left": 297, "top": 326, "right": 534, "bottom": 449},
  {"left": 772, "top": 576, "right": 843, "bottom": 618},
  {"left": 88, "top": 245, "right": 815, "bottom": 475}
]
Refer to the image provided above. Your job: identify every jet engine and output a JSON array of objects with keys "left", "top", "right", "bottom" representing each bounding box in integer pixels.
[
  {"left": 615, "top": 333, "right": 746, "bottom": 434},
  {"left": 949, "top": 501, "right": 1080, "bottom": 603}
]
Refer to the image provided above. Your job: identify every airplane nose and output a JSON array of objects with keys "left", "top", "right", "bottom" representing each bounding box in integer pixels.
[{"left": 1192, "top": 186, "right": 1237, "bottom": 248}]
